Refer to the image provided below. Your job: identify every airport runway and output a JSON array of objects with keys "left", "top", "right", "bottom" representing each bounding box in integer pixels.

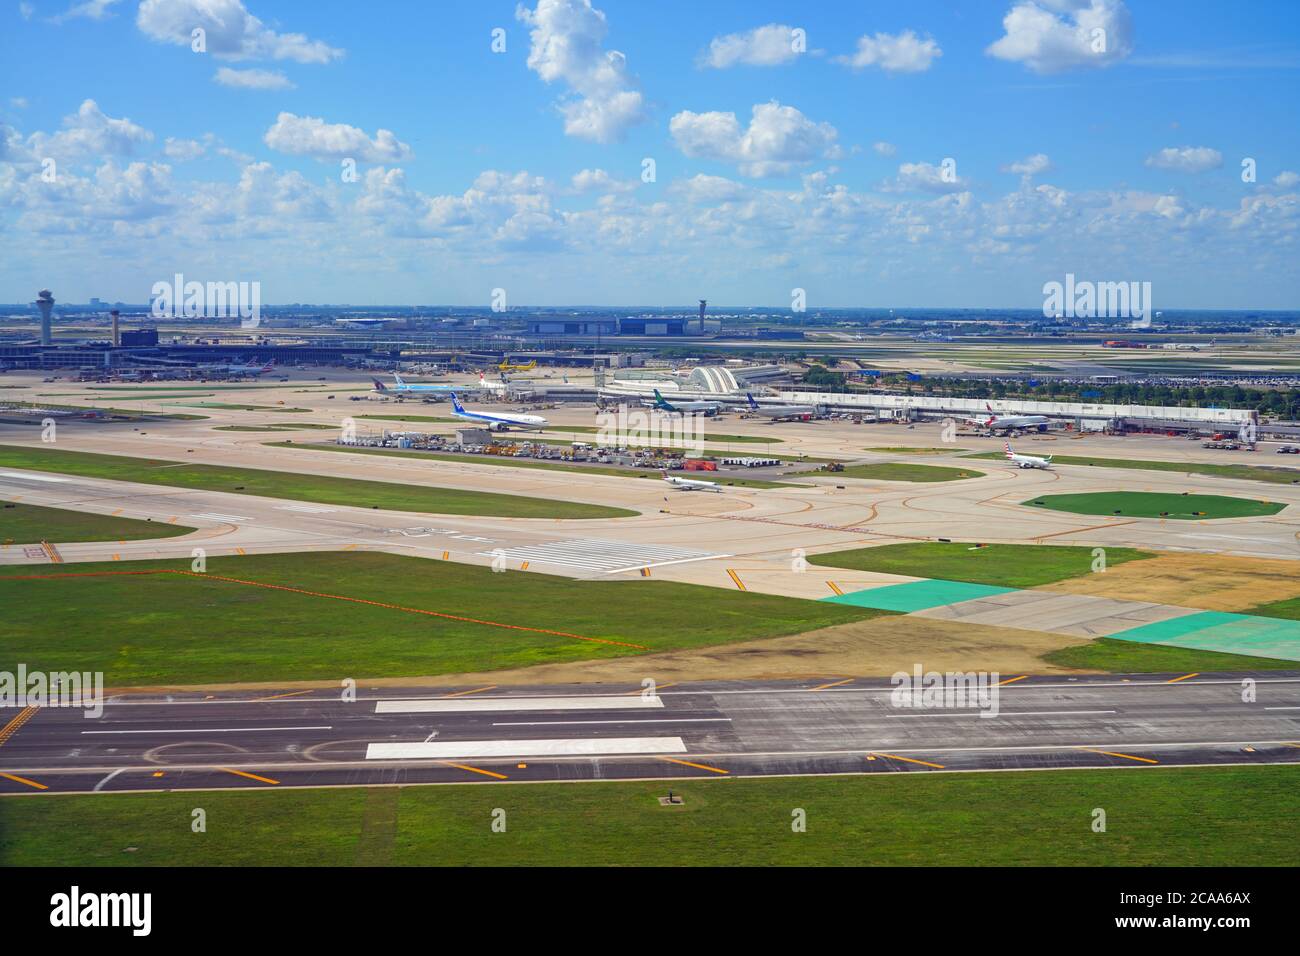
[{"left": 2, "top": 673, "right": 1299, "bottom": 795}]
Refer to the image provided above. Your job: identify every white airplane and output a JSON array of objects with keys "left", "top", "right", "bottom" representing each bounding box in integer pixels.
[
  {"left": 744, "top": 393, "right": 816, "bottom": 421},
  {"left": 372, "top": 372, "right": 506, "bottom": 397},
  {"left": 646, "top": 388, "right": 724, "bottom": 416},
  {"left": 1004, "top": 441, "right": 1052, "bottom": 469},
  {"left": 449, "top": 393, "right": 547, "bottom": 431},
  {"left": 968, "top": 403, "right": 1050, "bottom": 434},
  {"left": 203, "top": 360, "right": 274, "bottom": 377},
  {"left": 661, "top": 470, "right": 722, "bottom": 492}
]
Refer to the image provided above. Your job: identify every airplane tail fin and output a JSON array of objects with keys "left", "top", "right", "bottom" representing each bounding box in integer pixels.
[
  {"left": 372, "top": 378, "right": 387, "bottom": 392},
  {"left": 1003, "top": 441, "right": 1014, "bottom": 458},
  {"left": 394, "top": 373, "right": 406, "bottom": 386},
  {"left": 746, "top": 392, "right": 758, "bottom": 410},
  {"left": 449, "top": 392, "right": 465, "bottom": 414}
]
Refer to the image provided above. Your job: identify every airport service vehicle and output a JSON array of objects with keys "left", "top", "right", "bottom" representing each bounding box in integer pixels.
[
  {"left": 648, "top": 388, "right": 724, "bottom": 416},
  {"left": 967, "top": 404, "right": 1050, "bottom": 434},
  {"left": 1004, "top": 441, "right": 1052, "bottom": 469},
  {"left": 661, "top": 470, "right": 722, "bottom": 492},
  {"left": 1277, "top": 445, "right": 1300, "bottom": 454},
  {"left": 744, "top": 393, "right": 816, "bottom": 421},
  {"left": 449, "top": 393, "right": 547, "bottom": 431}
]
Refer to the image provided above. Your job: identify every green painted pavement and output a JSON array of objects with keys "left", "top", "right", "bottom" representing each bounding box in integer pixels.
[
  {"left": 823, "top": 579, "right": 1017, "bottom": 613},
  {"left": 1108, "top": 611, "right": 1300, "bottom": 663}
]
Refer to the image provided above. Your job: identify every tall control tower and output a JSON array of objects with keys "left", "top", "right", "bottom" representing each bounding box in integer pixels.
[{"left": 35, "top": 290, "right": 55, "bottom": 346}]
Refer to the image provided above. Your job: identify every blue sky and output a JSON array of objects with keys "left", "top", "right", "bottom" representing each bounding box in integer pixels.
[{"left": 1, "top": 0, "right": 1298, "bottom": 308}]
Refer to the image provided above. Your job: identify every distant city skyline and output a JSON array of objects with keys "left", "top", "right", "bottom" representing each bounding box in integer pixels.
[{"left": 2, "top": 0, "right": 1298, "bottom": 308}]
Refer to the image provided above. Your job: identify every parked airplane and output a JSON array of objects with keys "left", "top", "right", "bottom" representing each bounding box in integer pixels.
[
  {"left": 661, "top": 470, "right": 722, "bottom": 492},
  {"left": 373, "top": 372, "right": 506, "bottom": 397},
  {"left": 1004, "top": 441, "right": 1052, "bottom": 469},
  {"left": 449, "top": 392, "right": 547, "bottom": 431},
  {"left": 968, "top": 404, "right": 1050, "bottom": 434},
  {"left": 203, "top": 360, "right": 274, "bottom": 377},
  {"left": 499, "top": 359, "right": 537, "bottom": 372},
  {"left": 649, "top": 388, "right": 724, "bottom": 416},
  {"left": 745, "top": 393, "right": 816, "bottom": 421}
]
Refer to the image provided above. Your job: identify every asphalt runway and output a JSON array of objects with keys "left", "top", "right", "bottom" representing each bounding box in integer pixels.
[{"left": 2, "top": 674, "right": 1299, "bottom": 795}]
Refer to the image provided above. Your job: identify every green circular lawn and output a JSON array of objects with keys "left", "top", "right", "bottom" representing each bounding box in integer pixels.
[{"left": 1023, "top": 491, "right": 1286, "bottom": 520}]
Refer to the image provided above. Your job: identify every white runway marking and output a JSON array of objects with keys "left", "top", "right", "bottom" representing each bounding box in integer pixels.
[
  {"left": 365, "top": 736, "right": 688, "bottom": 760},
  {"left": 492, "top": 718, "right": 732, "bottom": 727},
  {"left": 275, "top": 504, "right": 337, "bottom": 514},
  {"left": 0, "top": 471, "right": 68, "bottom": 482},
  {"left": 376, "top": 695, "right": 665, "bottom": 714},
  {"left": 82, "top": 726, "right": 332, "bottom": 734},
  {"left": 189, "top": 513, "right": 253, "bottom": 522},
  {"left": 478, "top": 538, "right": 721, "bottom": 574}
]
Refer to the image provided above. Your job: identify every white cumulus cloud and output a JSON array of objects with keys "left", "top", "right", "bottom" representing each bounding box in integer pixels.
[
  {"left": 136, "top": 0, "right": 343, "bottom": 64},
  {"left": 669, "top": 101, "right": 839, "bottom": 178},
  {"left": 834, "top": 30, "right": 942, "bottom": 73},
  {"left": 263, "top": 113, "right": 413, "bottom": 163},
  {"left": 1003, "top": 153, "right": 1053, "bottom": 177},
  {"left": 515, "top": 0, "right": 646, "bottom": 144},
  {"left": 700, "top": 24, "right": 803, "bottom": 68},
  {"left": 987, "top": 0, "right": 1133, "bottom": 74},
  {"left": 1144, "top": 146, "right": 1223, "bottom": 173},
  {"left": 214, "top": 67, "right": 295, "bottom": 90},
  {"left": 28, "top": 99, "right": 153, "bottom": 159}
]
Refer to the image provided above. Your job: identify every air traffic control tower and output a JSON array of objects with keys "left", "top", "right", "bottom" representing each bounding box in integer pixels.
[{"left": 35, "top": 290, "right": 55, "bottom": 346}]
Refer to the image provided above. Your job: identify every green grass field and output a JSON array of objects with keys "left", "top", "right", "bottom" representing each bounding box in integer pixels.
[
  {"left": 967, "top": 452, "right": 1300, "bottom": 485},
  {"left": 1, "top": 401, "right": 204, "bottom": 420},
  {"left": 828, "top": 463, "right": 984, "bottom": 482},
  {"left": 0, "top": 444, "right": 634, "bottom": 519},
  {"left": 1246, "top": 596, "right": 1300, "bottom": 621},
  {"left": 808, "top": 542, "right": 1154, "bottom": 588},
  {"left": 3, "top": 765, "right": 1295, "bottom": 866},
  {"left": 355, "top": 413, "right": 461, "bottom": 423},
  {"left": 270, "top": 441, "right": 803, "bottom": 488},
  {"left": 0, "top": 552, "right": 884, "bottom": 684},
  {"left": 0, "top": 503, "right": 196, "bottom": 544},
  {"left": 1024, "top": 491, "right": 1286, "bottom": 520},
  {"left": 166, "top": 402, "right": 312, "bottom": 412},
  {"left": 864, "top": 446, "right": 967, "bottom": 455},
  {"left": 1043, "top": 637, "right": 1300, "bottom": 672},
  {"left": 214, "top": 423, "right": 337, "bottom": 432}
]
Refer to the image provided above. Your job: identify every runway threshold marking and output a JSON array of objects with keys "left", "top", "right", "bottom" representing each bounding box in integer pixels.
[
  {"left": 0, "top": 705, "right": 39, "bottom": 748},
  {"left": 826, "top": 581, "right": 844, "bottom": 596},
  {"left": 658, "top": 756, "right": 728, "bottom": 775},
  {"left": 1166, "top": 673, "right": 1200, "bottom": 683},
  {"left": 871, "top": 752, "right": 945, "bottom": 769},
  {"left": 439, "top": 761, "right": 508, "bottom": 780},
  {"left": 219, "top": 768, "right": 280, "bottom": 785},
  {"left": 440, "top": 685, "right": 498, "bottom": 698},
  {"left": 0, "top": 772, "right": 48, "bottom": 791},
  {"left": 996, "top": 675, "right": 1029, "bottom": 686},
  {"left": 725, "top": 568, "right": 747, "bottom": 591},
  {"left": 1078, "top": 748, "right": 1159, "bottom": 764},
  {"left": 4, "top": 569, "right": 649, "bottom": 651},
  {"left": 810, "top": 678, "right": 854, "bottom": 691}
]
